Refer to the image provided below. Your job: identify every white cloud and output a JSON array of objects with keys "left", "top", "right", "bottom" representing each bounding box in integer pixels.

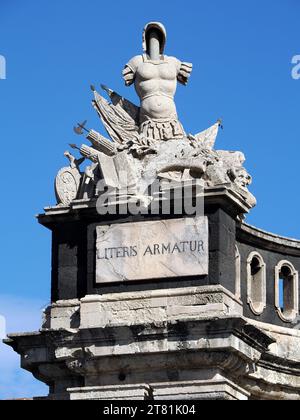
[{"left": 0, "top": 295, "right": 49, "bottom": 400}]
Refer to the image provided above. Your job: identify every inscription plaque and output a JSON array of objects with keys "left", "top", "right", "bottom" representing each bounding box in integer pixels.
[{"left": 96, "top": 216, "right": 209, "bottom": 283}]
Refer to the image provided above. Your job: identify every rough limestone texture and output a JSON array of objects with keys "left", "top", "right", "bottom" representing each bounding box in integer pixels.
[
  {"left": 96, "top": 217, "right": 208, "bottom": 284},
  {"left": 5, "top": 281, "right": 300, "bottom": 400}
]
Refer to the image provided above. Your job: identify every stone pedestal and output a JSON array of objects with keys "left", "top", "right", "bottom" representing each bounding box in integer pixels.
[
  {"left": 5, "top": 188, "right": 300, "bottom": 400},
  {"left": 5, "top": 286, "right": 266, "bottom": 401}
]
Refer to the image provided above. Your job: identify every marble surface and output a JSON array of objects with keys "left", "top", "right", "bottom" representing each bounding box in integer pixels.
[{"left": 96, "top": 216, "right": 209, "bottom": 283}]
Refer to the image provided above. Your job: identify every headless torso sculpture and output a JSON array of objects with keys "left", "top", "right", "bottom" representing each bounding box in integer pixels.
[
  {"left": 60, "top": 21, "right": 256, "bottom": 212},
  {"left": 123, "top": 22, "right": 193, "bottom": 141}
]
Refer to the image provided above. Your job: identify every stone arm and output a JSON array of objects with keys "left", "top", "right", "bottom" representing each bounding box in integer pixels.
[
  {"left": 176, "top": 60, "right": 193, "bottom": 86},
  {"left": 122, "top": 56, "right": 142, "bottom": 87},
  {"left": 123, "top": 65, "right": 135, "bottom": 87}
]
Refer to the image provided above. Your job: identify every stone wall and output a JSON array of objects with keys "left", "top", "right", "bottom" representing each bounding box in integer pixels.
[
  {"left": 237, "top": 223, "right": 300, "bottom": 328},
  {"left": 46, "top": 195, "right": 300, "bottom": 332}
]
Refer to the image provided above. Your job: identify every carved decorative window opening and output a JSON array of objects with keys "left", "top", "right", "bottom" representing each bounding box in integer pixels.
[
  {"left": 275, "top": 261, "right": 299, "bottom": 322},
  {"left": 235, "top": 246, "right": 241, "bottom": 300},
  {"left": 247, "top": 252, "right": 266, "bottom": 315}
]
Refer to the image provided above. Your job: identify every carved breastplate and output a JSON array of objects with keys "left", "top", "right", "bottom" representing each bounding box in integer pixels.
[{"left": 135, "top": 56, "right": 178, "bottom": 101}]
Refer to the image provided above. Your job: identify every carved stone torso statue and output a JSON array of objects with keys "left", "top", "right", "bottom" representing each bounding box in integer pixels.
[
  {"left": 62, "top": 21, "right": 256, "bottom": 213},
  {"left": 123, "top": 22, "right": 193, "bottom": 141}
]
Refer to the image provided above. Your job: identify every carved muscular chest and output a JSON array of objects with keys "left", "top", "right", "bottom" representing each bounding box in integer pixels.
[
  {"left": 135, "top": 61, "right": 178, "bottom": 100},
  {"left": 136, "top": 61, "right": 177, "bottom": 82}
]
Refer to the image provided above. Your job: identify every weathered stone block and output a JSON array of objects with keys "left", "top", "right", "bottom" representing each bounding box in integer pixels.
[{"left": 96, "top": 217, "right": 209, "bottom": 284}]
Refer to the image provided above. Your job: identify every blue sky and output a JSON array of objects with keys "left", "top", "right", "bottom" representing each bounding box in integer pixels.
[{"left": 0, "top": 0, "right": 299, "bottom": 398}]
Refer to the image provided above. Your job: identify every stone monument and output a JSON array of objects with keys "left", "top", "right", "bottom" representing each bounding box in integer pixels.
[{"left": 5, "top": 22, "right": 300, "bottom": 400}]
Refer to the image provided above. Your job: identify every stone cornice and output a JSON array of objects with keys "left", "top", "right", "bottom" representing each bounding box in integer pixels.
[{"left": 237, "top": 222, "right": 300, "bottom": 256}]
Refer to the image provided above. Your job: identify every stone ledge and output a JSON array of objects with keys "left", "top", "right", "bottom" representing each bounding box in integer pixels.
[
  {"left": 79, "top": 285, "right": 242, "bottom": 329},
  {"left": 67, "top": 377, "right": 250, "bottom": 401},
  {"left": 237, "top": 223, "right": 300, "bottom": 256},
  {"left": 68, "top": 384, "right": 152, "bottom": 401},
  {"left": 152, "top": 377, "right": 250, "bottom": 401},
  {"left": 38, "top": 186, "right": 251, "bottom": 228},
  {"left": 6, "top": 317, "right": 289, "bottom": 400},
  {"left": 42, "top": 285, "right": 243, "bottom": 330},
  {"left": 245, "top": 317, "right": 300, "bottom": 363},
  {"left": 80, "top": 284, "right": 240, "bottom": 304}
]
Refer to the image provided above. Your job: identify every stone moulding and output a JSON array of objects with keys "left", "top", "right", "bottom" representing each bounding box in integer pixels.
[
  {"left": 40, "top": 185, "right": 253, "bottom": 223},
  {"left": 44, "top": 285, "right": 243, "bottom": 330},
  {"left": 150, "top": 378, "right": 251, "bottom": 401},
  {"left": 247, "top": 251, "right": 267, "bottom": 316},
  {"left": 4, "top": 316, "right": 278, "bottom": 400},
  {"left": 68, "top": 379, "right": 250, "bottom": 401},
  {"left": 238, "top": 222, "right": 300, "bottom": 256},
  {"left": 68, "top": 384, "right": 153, "bottom": 401},
  {"left": 7, "top": 293, "right": 300, "bottom": 400}
]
